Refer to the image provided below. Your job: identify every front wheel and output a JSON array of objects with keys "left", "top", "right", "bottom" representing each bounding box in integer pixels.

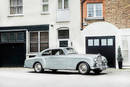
[
  {"left": 34, "top": 62, "right": 44, "bottom": 73},
  {"left": 78, "top": 62, "right": 90, "bottom": 75}
]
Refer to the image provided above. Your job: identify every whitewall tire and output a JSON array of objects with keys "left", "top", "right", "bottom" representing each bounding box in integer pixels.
[
  {"left": 78, "top": 62, "right": 90, "bottom": 74},
  {"left": 34, "top": 62, "right": 44, "bottom": 73}
]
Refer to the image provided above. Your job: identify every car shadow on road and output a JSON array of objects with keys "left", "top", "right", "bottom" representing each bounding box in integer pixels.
[{"left": 28, "top": 70, "right": 108, "bottom": 76}]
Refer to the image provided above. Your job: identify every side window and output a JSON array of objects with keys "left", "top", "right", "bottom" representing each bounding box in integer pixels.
[
  {"left": 42, "top": 50, "right": 51, "bottom": 56},
  {"left": 52, "top": 49, "right": 65, "bottom": 55}
]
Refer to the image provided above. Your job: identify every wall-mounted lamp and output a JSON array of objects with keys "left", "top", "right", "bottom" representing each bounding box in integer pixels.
[{"left": 50, "top": 24, "right": 54, "bottom": 27}]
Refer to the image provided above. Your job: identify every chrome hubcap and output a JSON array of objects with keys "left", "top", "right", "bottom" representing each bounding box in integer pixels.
[
  {"left": 79, "top": 63, "right": 87, "bottom": 74},
  {"left": 35, "top": 63, "right": 42, "bottom": 72}
]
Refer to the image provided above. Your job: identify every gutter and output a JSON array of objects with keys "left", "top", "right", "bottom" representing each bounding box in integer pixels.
[{"left": 81, "top": 0, "right": 86, "bottom": 30}]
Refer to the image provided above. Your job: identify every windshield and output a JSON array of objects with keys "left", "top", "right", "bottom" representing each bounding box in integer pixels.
[{"left": 66, "top": 48, "right": 77, "bottom": 54}]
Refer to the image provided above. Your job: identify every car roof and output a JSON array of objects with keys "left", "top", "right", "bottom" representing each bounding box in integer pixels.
[{"left": 46, "top": 47, "right": 72, "bottom": 50}]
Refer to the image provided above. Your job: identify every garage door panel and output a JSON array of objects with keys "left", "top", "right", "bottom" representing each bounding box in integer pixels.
[
  {"left": 0, "top": 31, "right": 26, "bottom": 67},
  {"left": 0, "top": 43, "right": 26, "bottom": 67},
  {"left": 86, "top": 36, "right": 115, "bottom": 67}
]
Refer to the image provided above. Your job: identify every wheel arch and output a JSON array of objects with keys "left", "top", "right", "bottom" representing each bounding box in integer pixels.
[{"left": 33, "top": 61, "right": 43, "bottom": 68}]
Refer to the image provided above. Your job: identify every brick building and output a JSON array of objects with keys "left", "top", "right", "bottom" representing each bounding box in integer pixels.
[
  {"left": 82, "top": 0, "right": 130, "bottom": 28},
  {"left": 80, "top": 0, "right": 130, "bottom": 68}
]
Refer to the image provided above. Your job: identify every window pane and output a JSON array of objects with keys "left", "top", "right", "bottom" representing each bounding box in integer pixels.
[
  {"left": 30, "top": 32, "right": 38, "bottom": 43},
  {"left": 64, "top": 0, "right": 68, "bottom": 9},
  {"left": 59, "top": 41, "right": 68, "bottom": 47},
  {"left": 1, "top": 33, "right": 8, "bottom": 43},
  {"left": 108, "top": 39, "right": 113, "bottom": 46},
  {"left": 40, "top": 32, "right": 49, "bottom": 43},
  {"left": 16, "top": 32, "right": 24, "bottom": 42},
  {"left": 43, "top": 0, "right": 48, "bottom": 2},
  {"left": 43, "top": 4, "right": 48, "bottom": 12},
  {"left": 17, "top": 6, "right": 23, "bottom": 14},
  {"left": 40, "top": 32, "right": 49, "bottom": 51},
  {"left": 30, "top": 43, "right": 38, "bottom": 52},
  {"left": 96, "top": 4, "right": 102, "bottom": 17},
  {"left": 94, "top": 39, "right": 99, "bottom": 46},
  {"left": 9, "top": 32, "right": 16, "bottom": 42},
  {"left": 10, "top": 7, "right": 16, "bottom": 14},
  {"left": 10, "top": 0, "right": 16, "bottom": 7},
  {"left": 30, "top": 32, "right": 38, "bottom": 52},
  {"left": 87, "top": 4, "right": 94, "bottom": 17},
  {"left": 42, "top": 50, "right": 51, "bottom": 56},
  {"left": 58, "top": 30, "right": 69, "bottom": 39},
  {"left": 40, "top": 43, "right": 49, "bottom": 51},
  {"left": 101, "top": 39, "right": 107, "bottom": 46},
  {"left": 88, "top": 39, "right": 93, "bottom": 46},
  {"left": 17, "top": 0, "right": 23, "bottom": 6},
  {"left": 10, "top": 0, "right": 17, "bottom": 6},
  {"left": 58, "top": 0, "right": 62, "bottom": 9}
]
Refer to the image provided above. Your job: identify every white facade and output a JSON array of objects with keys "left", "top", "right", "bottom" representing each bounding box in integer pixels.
[
  {"left": 119, "top": 29, "right": 130, "bottom": 67},
  {"left": 0, "top": 0, "right": 129, "bottom": 68},
  {"left": 0, "top": 0, "right": 81, "bottom": 58}
]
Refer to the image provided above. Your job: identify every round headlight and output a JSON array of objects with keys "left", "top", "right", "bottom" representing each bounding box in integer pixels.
[{"left": 94, "top": 58, "right": 97, "bottom": 62}]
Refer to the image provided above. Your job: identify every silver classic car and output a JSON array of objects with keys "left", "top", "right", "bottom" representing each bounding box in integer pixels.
[{"left": 24, "top": 47, "right": 107, "bottom": 74}]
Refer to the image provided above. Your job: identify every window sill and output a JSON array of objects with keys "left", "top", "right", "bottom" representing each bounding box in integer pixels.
[
  {"left": 57, "top": 9, "right": 70, "bottom": 11},
  {"left": 41, "top": 12, "right": 50, "bottom": 15},
  {"left": 8, "top": 14, "right": 24, "bottom": 17},
  {"left": 56, "top": 21, "right": 70, "bottom": 23},
  {"left": 86, "top": 17, "right": 104, "bottom": 21}
]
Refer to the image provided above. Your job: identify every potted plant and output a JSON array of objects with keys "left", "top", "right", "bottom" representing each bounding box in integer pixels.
[{"left": 117, "top": 46, "right": 123, "bottom": 69}]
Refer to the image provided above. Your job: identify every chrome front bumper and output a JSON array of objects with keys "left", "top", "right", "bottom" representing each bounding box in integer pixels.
[{"left": 92, "top": 61, "right": 108, "bottom": 70}]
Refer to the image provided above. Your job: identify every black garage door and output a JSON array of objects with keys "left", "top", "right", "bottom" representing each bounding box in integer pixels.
[
  {"left": 86, "top": 36, "right": 115, "bottom": 67},
  {"left": 0, "top": 32, "right": 26, "bottom": 67}
]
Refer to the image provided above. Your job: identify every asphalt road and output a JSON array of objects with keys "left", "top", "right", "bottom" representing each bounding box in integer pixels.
[{"left": 0, "top": 68, "right": 130, "bottom": 87}]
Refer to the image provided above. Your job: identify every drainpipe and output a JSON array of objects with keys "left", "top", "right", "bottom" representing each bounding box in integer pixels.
[{"left": 81, "top": 0, "right": 85, "bottom": 30}]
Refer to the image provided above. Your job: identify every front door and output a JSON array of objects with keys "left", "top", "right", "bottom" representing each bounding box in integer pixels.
[{"left": 42, "top": 49, "right": 69, "bottom": 69}]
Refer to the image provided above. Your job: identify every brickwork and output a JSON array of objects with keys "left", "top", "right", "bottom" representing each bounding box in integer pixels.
[
  {"left": 82, "top": 0, "right": 130, "bottom": 29},
  {"left": 105, "top": 0, "right": 130, "bottom": 28}
]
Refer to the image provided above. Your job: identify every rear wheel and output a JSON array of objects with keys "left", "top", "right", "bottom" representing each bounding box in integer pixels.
[
  {"left": 78, "top": 62, "right": 90, "bottom": 75},
  {"left": 34, "top": 62, "right": 44, "bottom": 73}
]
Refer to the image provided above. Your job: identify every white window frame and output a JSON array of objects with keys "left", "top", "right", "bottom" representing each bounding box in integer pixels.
[
  {"left": 9, "top": 0, "right": 23, "bottom": 16},
  {"left": 41, "top": 0, "right": 49, "bottom": 14},
  {"left": 58, "top": 28, "right": 70, "bottom": 47},
  {"left": 87, "top": 3, "right": 103, "bottom": 20},
  {"left": 58, "top": 0, "right": 69, "bottom": 10}
]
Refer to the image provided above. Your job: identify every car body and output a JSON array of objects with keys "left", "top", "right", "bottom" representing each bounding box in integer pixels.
[{"left": 24, "top": 47, "right": 108, "bottom": 74}]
